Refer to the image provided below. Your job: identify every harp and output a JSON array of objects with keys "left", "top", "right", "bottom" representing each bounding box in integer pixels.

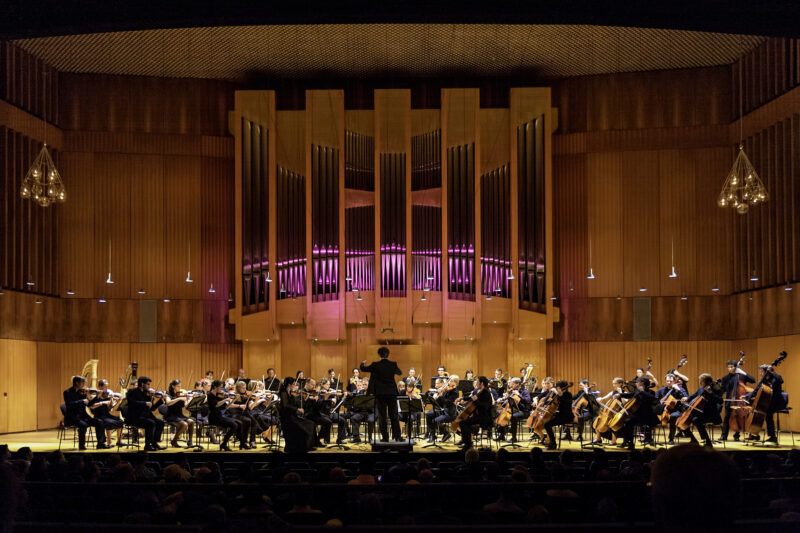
[{"left": 80, "top": 359, "right": 99, "bottom": 389}]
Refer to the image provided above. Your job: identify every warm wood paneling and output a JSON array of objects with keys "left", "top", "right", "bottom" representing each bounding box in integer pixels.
[
  {"left": 586, "top": 152, "right": 622, "bottom": 298},
  {"left": 0, "top": 339, "right": 37, "bottom": 433}
]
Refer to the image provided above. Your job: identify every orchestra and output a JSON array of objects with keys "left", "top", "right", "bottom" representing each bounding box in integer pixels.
[{"left": 56, "top": 349, "right": 790, "bottom": 452}]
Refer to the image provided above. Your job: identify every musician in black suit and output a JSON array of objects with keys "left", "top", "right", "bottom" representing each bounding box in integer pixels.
[
  {"left": 681, "top": 373, "right": 723, "bottom": 447},
  {"left": 360, "top": 346, "right": 402, "bottom": 442},
  {"left": 458, "top": 376, "right": 493, "bottom": 449},
  {"left": 63, "top": 376, "right": 108, "bottom": 450},
  {"left": 125, "top": 376, "right": 165, "bottom": 451},
  {"left": 748, "top": 364, "right": 786, "bottom": 444}
]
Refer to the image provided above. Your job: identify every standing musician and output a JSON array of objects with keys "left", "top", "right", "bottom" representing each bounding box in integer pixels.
[
  {"left": 88, "top": 379, "right": 124, "bottom": 447},
  {"left": 747, "top": 364, "right": 786, "bottom": 444},
  {"left": 361, "top": 346, "right": 403, "bottom": 442},
  {"left": 655, "top": 373, "right": 687, "bottom": 444},
  {"left": 348, "top": 378, "right": 374, "bottom": 443},
  {"left": 572, "top": 379, "right": 599, "bottom": 440},
  {"left": 207, "top": 379, "right": 249, "bottom": 451},
  {"left": 491, "top": 368, "right": 507, "bottom": 395},
  {"left": 633, "top": 366, "right": 659, "bottom": 389},
  {"left": 303, "top": 378, "right": 332, "bottom": 446},
  {"left": 326, "top": 369, "right": 339, "bottom": 391},
  {"left": 495, "top": 377, "right": 532, "bottom": 443},
  {"left": 718, "top": 359, "right": 754, "bottom": 443},
  {"left": 680, "top": 373, "right": 723, "bottom": 447},
  {"left": 278, "top": 377, "right": 317, "bottom": 452},
  {"left": 458, "top": 376, "right": 493, "bottom": 449},
  {"left": 616, "top": 376, "right": 658, "bottom": 449},
  {"left": 125, "top": 377, "right": 165, "bottom": 451},
  {"left": 164, "top": 380, "right": 196, "bottom": 448},
  {"left": 425, "top": 376, "right": 460, "bottom": 442},
  {"left": 541, "top": 380, "right": 573, "bottom": 450},
  {"left": 592, "top": 377, "right": 626, "bottom": 445}
]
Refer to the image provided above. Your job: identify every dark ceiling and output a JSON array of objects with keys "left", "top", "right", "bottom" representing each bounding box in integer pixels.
[{"left": 2, "top": 0, "right": 800, "bottom": 40}]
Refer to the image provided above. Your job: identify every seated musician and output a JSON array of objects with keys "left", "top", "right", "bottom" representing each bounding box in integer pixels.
[
  {"left": 655, "top": 373, "right": 687, "bottom": 444},
  {"left": 491, "top": 368, "right": 507, "bottom": 395},
  {"left": 80, "top": 378, "right": 117, "bottom": 449},
  {"left": 349, "top": 378, "right": 373, "bottom": 443},
  {"left": 680, "top": 373, "right": 723, "bottom": 447},
  {"left": 348, "top": 368, "right": 361, "bottom": 392},
  {"left": 224, "top": 378, "right": 236, "bottom": 392},
  {"left": 437, "top": 365, "right": 448, "bottom": 378},
  {"left": 719, "top": 359, "right": 755, "bottom": 442},
  {"left": 406, "top": 367, "right": 418, "bottom": 386},
  {"left": 747, "top": 364, "right": 785, "bottom": 444},
  {"left": 572, "top": 379, "right": 599, "bottom": 440},
  {"left": 278, "top": 377, "right": 317, "bottom": 452},
  {"left": 315, "top": 378, "right": 348, "bottom": 445},
  {"left": 529, "top": 377, "right": 555, "bottom": 441},
  {"left": 205, "top": 370, "right": 214, "bottom": 380},
  {"left": 464, "top": 369, "right": 475, "bottom": 381},
  {"left": 164, "top": 379, "right": 195, "bottom": 448},
  {"left": 235, "top": 368, "right": 250, "bottom": 386},
  {"left": 592, "top": 377, "right": 626, "bottom": 445},
  {"left": 300, "top": 378, "right": 331, "bottom": 446},
  {"left": 425, "top": 376, "right": 459, "bottom": 443},
  {"left": 246, "top": 380, "right": 279, "bottom": 446},
  {"left": 64, "top": 377, "right": 106, "bottom": 451},
  {"left": 495, "top": 377, "right": 531, "bottom": 443},
  {"left": 458, "top": 376, "right": 493, "bottom": 449},
  {"left": 616, "top": 376, "right": 658, "bottom": 449},
  {"left": 191, "top": 379, "right": 217, "bottom": 445},
  {"left": 207, "top": 379, "right": 250, "bottom": 451},
  {"left": 264, "top": 368, "right": 281, "bottom": 392},
  {"left": 326, "top": 369, "right": 339, "bottom": 391},
  {"left": 125, "top": 376, "right": 165, "bottom": 451},
  {"left": 226, "top": 380, "right": 256, "bottom": 448},
  {"left": 542, "top": 380, "right": 573, "bottom": 450},
  {"left": 399, "top": 379, "right": 422, "bottom": 437}
]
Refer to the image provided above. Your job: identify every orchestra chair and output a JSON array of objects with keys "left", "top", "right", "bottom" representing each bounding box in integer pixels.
[
  {"left": 706, "top": 423, "right": 725, "bottom": 448},
  {"left": 776, "top": 393, "right": 793, "bottom": 448},
  {"left": 556, "top": 422, "right": 577, "bottom": 450},
  {"left": 473, "top": 422, "right": 497, "bottom": 450},
  {"left": 58, "top": 403, "right": 95, "bottom": 451},
  {"left": 649, "top": 424, "right": 670, "bottom": 447}
]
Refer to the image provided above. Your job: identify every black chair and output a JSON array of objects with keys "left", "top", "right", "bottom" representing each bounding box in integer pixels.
[
  {"left": 57, "top": 403, "right": 94, "bottom": 451},
  {"left": 776, "top": 392, "right": 792, "bottom": 447}
]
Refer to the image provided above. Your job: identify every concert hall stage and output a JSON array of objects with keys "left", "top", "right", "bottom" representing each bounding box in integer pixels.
[{"left": 1, "top": 428, "right": 796, "bottom": 456}]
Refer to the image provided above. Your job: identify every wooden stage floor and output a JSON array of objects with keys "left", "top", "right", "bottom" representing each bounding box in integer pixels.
[{"left": 1, "top": 428, "right": 796, "bottom": 455}]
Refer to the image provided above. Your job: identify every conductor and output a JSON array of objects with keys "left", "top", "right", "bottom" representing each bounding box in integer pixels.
[{"left": 361, "top": 347, "right": 403, "bottom": 442}]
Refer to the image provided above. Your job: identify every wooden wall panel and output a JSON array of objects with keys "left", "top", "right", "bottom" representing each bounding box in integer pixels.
[
  {"left": 477, "top": 325, "right": 509, "bottom": 377},
  {"left": 130, "top": 343, "right": 166, "bottom": 389},
  {"left": 201, "top": 343, "right": 241, "bottom": 382},
  {"left": 280, "top": 327, "right": 311, "bottom": 378},
  {"left": 554, "top": 154, "right": 587, "bottom": 303},
  {"left": 243, "top": 341, "right": 280, "bottom": 380},
  {"left": 443, "top": 340, "right": 472, "bottom": 379},
  {"left": 309, "top": 342, "right": 346, "bottom": 383},
  {"left": 0, "top": 339, "right": 37, "bottom": 432},
  {"left": 546, "top": 341, "right": 588, "bottom": 387},
  {"left": 130, "top": 155, "right": 165, "bottom": 298},
  {"left": 165, "top": 343, "right": 201, "bottom": 389},
  {"left": 621, "top": 151, "right": 660, "bottom": 296},
  {"left": 587, "top": 342, "right": 625, "bottom": 393},
  {"left": 658, "top": 150, "right": 696, "bottom": 296},
  {"left": 587, "top": 152, "right": 622, "bottom": 297},
  {"left": 165, "top": 156, "right": 202, "bottom": 300}
]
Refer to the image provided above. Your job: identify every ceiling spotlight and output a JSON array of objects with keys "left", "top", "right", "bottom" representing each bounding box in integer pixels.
[
  {"left": 420, "top": 294, "right": 427, "bottom": 302},
  {"left": 26, "top": 280, "right": 35, "bottom": 286},
  {"left": 680, "top": 294, "right": 688, "bottom": 301},
  {"left": 749, "top": 271, "right": 759, "bottom": 282},
  {"left": 669, "top": 266, "right": 678, "bottom": 279},
  {"left": 98, "top": 298, "right": 106, "bottom": 303},
  {"left": 34, "top": 298, "right": 43, "bottom": 304},
  {"left": 587, "top": 268, "right": 595, "bottom": 280},
  {"left": 137, "top": 288, "right": 146, "bottom": 295},
  {"left": 616, "top": 295, "right": 622, "bottom": 300},
  {"left": 495, "top": 286, "right": 502, "bottom": 294},
  {"left": 639, "top": 287, "right": 647, "bottom": 292},
  {"left": 352, "top": 287, "right": 359, "bottom": 293},
  {"left": 427, "top": 274, "right": 435, "bottom": 281},
  {"left": 550, "top": 296, "right": 557, "bottom": 301},
  {"left": 486, "top": 295, "right": 493, "bottom": 301},
  {"left": 785, "top": 284, "right": 793, "bottom": 292},
  {"left": 163, "top": 298, "right": 170, "bottom": 302},
  {"left": 712, "top": 285, "right": 720, "bottom": 292},
  {"left": 356, "top": 293, "right": 363, "bottom": 301},
  {"left": 265, "top": 272, "right": 272, "bottom": 283},
  {"left": 208, "top": 284, "right": 215, "bottom": 294},
  {"left": 105, "top": 272, "right": 114, "bottom": 285},
  {"left": 507, "top": 273, "right": 515, "bottom": 280},
  {"left": 185, "top": 272, "right": 194, "bottom": 283},
  {"left": 345, "top": 276, "right": 353, "bottom": 282},
  {"left": 66, "top": 289, "right": 75, "bottom": 295}
]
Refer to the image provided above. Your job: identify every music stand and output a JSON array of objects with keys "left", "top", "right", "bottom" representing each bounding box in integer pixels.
[
  {"left": 398, "top": 396, "right": 423, "bottom": 444},
  {"left": 352, "top": 394, "right": 375, "bottom": 446},
  {"left": 457, "top": 380, "right": 474, "bottom": 395}
]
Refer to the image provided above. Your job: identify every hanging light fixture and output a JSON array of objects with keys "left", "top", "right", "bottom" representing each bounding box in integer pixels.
[
  {"left": 185, "top": 241, "right": 193, "bottom": 283},
  {"left": 20, "top": 71, "right": 66, "bottom": 207},
  {"left": 587, "top": 238, "right": 596, "bottom": 279},
  {"left": 718, "top": 54, "right": 768, "bottom": 214},
  {"left": 668, "top": 237, "right": 678, "bottom": 278},
  {"left": 105, "top": 239, "right": 114, "bottom": 284},
  {"left": 208, "top": 284, "right": 216, "bottom": 294}
]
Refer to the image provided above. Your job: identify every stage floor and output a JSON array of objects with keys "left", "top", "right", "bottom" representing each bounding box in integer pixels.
[{"left": 1, "top": 428, "right": 796, "bottom": 455}]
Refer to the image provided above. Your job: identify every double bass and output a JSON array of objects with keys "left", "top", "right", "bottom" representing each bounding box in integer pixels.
[
  {"left": 727, "top": 352, "right": 754, "bottom": 434},
  {"left": 658, "top": 355, "right": 688, "bottom": 426},
  {"left": 745, "top": 351, "right": 788, "bottom": 437}
]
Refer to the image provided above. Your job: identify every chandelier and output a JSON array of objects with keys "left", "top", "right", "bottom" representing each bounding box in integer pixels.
[
  {"left": 20, "top": 70, "right": 65, "bottom": 207},
  {"left": 718, "top": 53, "right": 767, "bottom": 215},
  {"left": 20, "top": 145, "right": 66, "bottom": 206}
]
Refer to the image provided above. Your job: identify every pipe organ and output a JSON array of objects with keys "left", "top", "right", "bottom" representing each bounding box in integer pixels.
[{"left": 233, "top": 88, "right": 553, "bottom": 379}]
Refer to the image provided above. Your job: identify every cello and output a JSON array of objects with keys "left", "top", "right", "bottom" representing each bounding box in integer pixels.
[
  {"left": 609, "top": 358, "right": 652, "bottom": 432},
  {"left": 495, "top": 387, "right": 522, "bottom": 428},
  {"left": 658, "top": 355, "right": 688, "bottom": 426},
  {"left": 572, "top": 382, "right": 597, "bottom": 423},
  {"left": 744, "top": 351, "right": 788, "bottom": 437}
]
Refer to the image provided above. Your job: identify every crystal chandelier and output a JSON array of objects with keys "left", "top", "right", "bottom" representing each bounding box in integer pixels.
[
  {"left": 20, "top": 71, "right": 65, "bottom": 207},
  {"left": 718, "top": 55, "right": 767, "bottom": 215}
]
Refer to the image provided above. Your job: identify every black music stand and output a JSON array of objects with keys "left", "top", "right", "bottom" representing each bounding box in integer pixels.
[
  {"left": 398, "top": 396, "right": 423, "bottom": 444},
  {"left": 352, "top": 394, "right": 375, "bottom": 445},
  {"left": 457, "top": 380, "right": 474, "bottom": 395}
]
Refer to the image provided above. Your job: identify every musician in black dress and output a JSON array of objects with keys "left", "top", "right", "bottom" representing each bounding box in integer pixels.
[
  {"left": 302, "top": 378, "right": 332, "bottom": 445},
  {"left": 458, "top": 376, "right": 493, "bottom": 449},
  {"left": 163, "top": 380, "right": 195, "bottom": 448},
  {"left": 207, "top": 379, "right": 250, "bottom": 451},
  {"left": 655, "top": 373, "right": 687, "bottom": 444},
  {"left": 278, "top": 377, "right": 317, "bottom": 453},
  {"left": 541, "top": 380, "right": 573, "bottom": 450},
  {"left": 88, "top": 379, "right": 123, "bottom": 447},
  {"left": 572, "top": 379, "right": 599, "bottom": 440},
  {"left": 617, "top": 376, "right": 659, "bottom": 449},
  {"left": 718, "top": 359, "right": 755, "bottom": 442},
  {"left": 245, "top": 380, "right": 279, "bottom": 446},
  {"left": 64, "top": 376, "right": 107, "bottom": 450},
  {"left": 680, "top": 373, "right": 723, "bottom": 447},
  {"left": 748, "top": 364, "right": 786, "bottom": 444},
  {"left": 125, "top": 377, "right": 165, "bottom": 451},
  {"left": 360, "top": 346, "right": 403, "bottom": 442}
]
